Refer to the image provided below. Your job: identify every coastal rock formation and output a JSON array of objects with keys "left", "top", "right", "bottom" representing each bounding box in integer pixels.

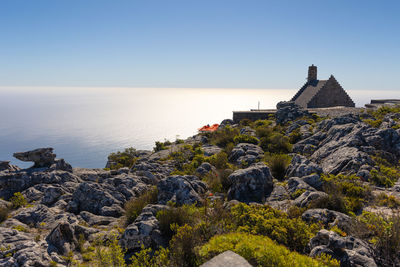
[
  {"left": 13, "top": 148, "right": 56, "bottom": 168},
  {"left": 227, "top": 163, "right": 273, "bottom": 203},
  {"left": 0, "top": 161, "right": 20, "bottom": 172}
]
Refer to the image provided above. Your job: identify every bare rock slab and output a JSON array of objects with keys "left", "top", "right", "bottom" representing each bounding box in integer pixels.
[
  {"left": 13, "top": 147, "right": 56, "bottom": 167},
  {"left": 200, "top": 250, "right": 252, "bottom": 267}
]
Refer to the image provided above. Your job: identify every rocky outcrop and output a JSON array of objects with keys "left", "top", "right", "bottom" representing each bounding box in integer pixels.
[
  {"left": 196, "top": 162, "right": 216, "bottom": 176},
  {"left": 13, "top": 148, "right": 56, "bottom": 168},
  {"left": 200, "top": 250, "right": 252, "bottom": 267},
  {"left": 0, "top": 227, "right": 52, "bottom": 267},
  {"left": 293, "top": 191, "right": 328, "bottom": 207},
  {"left": 286, "top": 154, "right": 322, "bottom": 178},
  {"left": 309, "top": 229, "right": 377, "bottom": 267},
  {"left": 229, "top": 143, "right": 263, "bottom": 166},
  {"left": 0, "top": 161, "right": 20, "bottom": 172},
  {"left": 276, "top": 101, "right": 310, "bottom": 125},
  {"left": 302, "top": 209, "right": 352, "bottom": 232},
  {"left": 158, "top": 175, "right": 207, "bottom": 206},
  {"left": 227, "top": 163, "right": 273, "bottom": 203},
  {"left": 68, "top": 182, "right": 125, "bottom": 217},
  {"left": 119, "top": 204, "right": 168, "bottom": 251}
]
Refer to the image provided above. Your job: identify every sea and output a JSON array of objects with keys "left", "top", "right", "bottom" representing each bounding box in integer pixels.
[{"left": 0, "top": 87, "right": 397, "bottom": 168}]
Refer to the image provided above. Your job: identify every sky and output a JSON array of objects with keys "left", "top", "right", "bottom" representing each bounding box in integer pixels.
[{"left": 0, "top": 0, "right": 399, "bottom": 90}]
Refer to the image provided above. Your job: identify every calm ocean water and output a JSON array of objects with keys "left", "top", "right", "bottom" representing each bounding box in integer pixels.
[{"left": 0, "top": 87, "right": 397, "bottom": 168}]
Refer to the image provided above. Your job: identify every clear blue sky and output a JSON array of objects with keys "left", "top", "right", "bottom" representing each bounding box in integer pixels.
[{"left": 0, "top": 0, "right": 399, "bottom": 90}]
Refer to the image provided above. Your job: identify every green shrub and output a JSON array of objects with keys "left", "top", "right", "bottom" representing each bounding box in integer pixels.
[
  {"left": 107, "top": 147, "right": 137, "bottom": 170},
  {"left": 239, "top": 118, "right": 252, "bottom": 127},
  {"left": 370, "top": 166, "right": 400, "bottom": 187},
  {"left": 125, "top": 187, "right": 158, "bottom": 225},
  {"left": 375, "top": 193, "right": 400, "bottom": 208},
  {"left": 199, "top": 232, "right": 339, "bottom": 267},
  {"left": 233, "top": 134, "right": 259, "bottom": 145},
  {"left": 207, "top": 152, "right": 229, "bottom": 170},
  {"left": 92, "top": 233, "right": 125, "bottom": 266},
  {"left": 0, "top": 207, "right": 8, "bottom": 222},
  {"left": 254, "top": 120, "right": 273, "bottom": 127},
  {"left": 169, "top": 224, "right": 201, "bottom": 267},
  {"left": 352, "top": 212, "right": 400, "bottom": 266},
  {"left": 203, "top": 169, "right": 232, "bottom": 193},
  {"left": 207, "top": 126, "right": 239, "bottom": 149},
  {"left": 156, "top": 204, "right": 199, "bottom": 240},
  {"left": 289, "top": 128, "right": 302, "bottom": 144},
  {"left": 264, "top": 153, "right": 291, "bottom": 180},
  {"left": 259, "top": 133, "right": 292, "bottom": 154},
  {"left": 10, "top": 192, "right": 27, "bottom": 209},
  {"left": 229, "top": 203, "right": 316, "bottom": 252},
  {"left": 12, "top": 225, "right": 29, "bottom": 232},
  {"left": 130, "top": 246, "right": 170, "bottom": 267},
  {"left": 363, "top": 118, "right": 382, "bottom": 128},
  {"left": 313, "top": 174, "right": 371, "bottom": 214},
  {"left": 154, "top": 140, "right": 171, "bottom": 152}
]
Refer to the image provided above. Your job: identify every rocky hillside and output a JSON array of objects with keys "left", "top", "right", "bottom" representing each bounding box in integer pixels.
[{"left": 1, "top": 102, "right": 400, "bottom": 267}]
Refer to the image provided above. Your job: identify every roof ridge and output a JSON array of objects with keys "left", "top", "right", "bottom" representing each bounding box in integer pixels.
[{"left": 291, "top": 81, "right": 310, "bottom": 101}]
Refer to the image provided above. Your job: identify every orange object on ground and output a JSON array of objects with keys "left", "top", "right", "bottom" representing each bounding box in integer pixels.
[{"left": 198, "top": 124, "right": 219, "bottom": 132}]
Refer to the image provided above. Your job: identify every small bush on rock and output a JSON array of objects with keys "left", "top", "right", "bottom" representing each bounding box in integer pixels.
[
  {"left": 206, "top": 126, "right": 239, "bottom": 149},
  {"left": 229, "top": 203, "right": 317, "bottom": 252},
  {"left": 10, "top": 192, "right": 27, "bottom": 209},
  {"left": 107, "top": 147, "right": 137, "bottom": 170},
  {"left": 264, "top": 153, "right": 291, "bottom": 180},
  {"left": 130, "top": 246, "right": 170, "bottom": 267},
  {"left": 156, "top": 204, "right": 198, "bottom": 240},
  {"left": 233, "top": 134, "right": 259, "bottom": 145},
  {"left": 125, "top": 187, "right": 158, "bottom": 225},
  {"left": 259, "top": 133, "right": 292, "bottom": 154}
]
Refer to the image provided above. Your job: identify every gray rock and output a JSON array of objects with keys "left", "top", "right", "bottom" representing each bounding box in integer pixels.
[
  {"left": 202, "top": 145, "right": 222, "bottom": 157},
  {"left": 0, "top": 161, "right": 20, "bottom": 172},
  {"left": 266, "top": 185, "right": 288, "bottom": 202},
  {"left": 229, "top": 143, "right": 264, "bottom": 166},
  {"left": 287, "top": 177, "right": 316, "bottom": 195},
  {"left": 13, "top": 148, "right": 56, "bottom": 168},
  {"left": 68, "top": 182, "right": 124, "bottom": 217},
  {"left": 276, "top": 101, "right": 310, "bottom": 124},
  {"left": 79, "top": 211, "right": 116, "bottom": 226},
  {"left": 293, "top": 191, "right": 328, "bottom": 207},
  {"left": 286, "top": 154, "right": 322, "bottom": 178},
  {"left": 119, "top": 204, "right": 168, "bottom": 250},
  {"left": 49, "top": 158, "right": 73, "bottom": 172},
  {"left": 46, "top": 222, "right": 78, "bottom": 255},
  {"left": 302, "top": 209, "right": 352, "bottom": 232},
  {"left": 309, "top": 229, "right": 377, "bottom": 267},
  {"left": 196, "top": 162, "right": 216, "bottom": 176},
  {"left": 227, "top": 163, "right": 273, "bottom": 203},
  {"left": 240, "top": 126, "right": 257, "bottom": 137},
  {"left": 158, "top": 175, "right": 207, "bottom": 206},
  {"left": 200, "top": 250, "right": 252, "bottom": 267},
  {"left": 302, "top": 173, "right": 323, "bottom": 190},
  {"left": 0, "top": 227, "right": 51, "bottom": 266},
  {"left": 219, "top": 119, "right": 234, "bottom": 128}
]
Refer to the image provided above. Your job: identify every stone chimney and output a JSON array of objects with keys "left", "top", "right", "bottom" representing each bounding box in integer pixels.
[{"left": 308, "top": 64, "right": 317, "bottom": 82}]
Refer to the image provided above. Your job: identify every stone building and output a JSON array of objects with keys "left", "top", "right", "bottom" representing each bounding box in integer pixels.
[{"left": 291, "top": 65, "right": 355, "bottom": 108}]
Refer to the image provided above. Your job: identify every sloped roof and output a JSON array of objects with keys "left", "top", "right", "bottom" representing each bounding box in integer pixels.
[{"left": 292, "top": 80, "right": 327, "bottom": 108}]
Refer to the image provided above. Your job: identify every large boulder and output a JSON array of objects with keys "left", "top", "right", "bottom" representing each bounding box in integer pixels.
[
  {"left": 200, "top": 250, "right": 252, "bottom": 267},
  {"left": 309, "top": 229, "right": 377, "bottom": 267},
  {"left": 119, "top": 204, "right": 168, "bottom": 251},
  {"left": 67, "top": 182, "right": 124, "bottom": 217},
  {"left": 13, "top": 148, "right": 56, "bottom": 168},
  {"left": 227, "top": 163, "right": 273, "bottom": 203},
  {"left": 46, "top": 222, "right": 78, "bottom": 255},
  {"left": 229, "top": 143, "right": 264, "bottom": 166},
  {"left": 286, "top": 154, "right": 322, "bottom": 178},
  {"left": 276, "top": 101, "right": 310, "bottom": 125},
  {"left": 157, "top": 175, "right": 207, "bottom": 206}
]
